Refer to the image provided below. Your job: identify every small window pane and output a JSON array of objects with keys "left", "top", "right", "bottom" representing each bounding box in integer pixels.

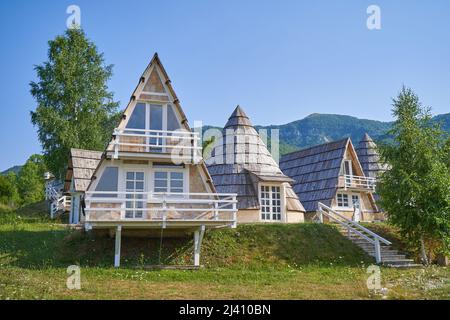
[
  {"left": 155, "top": 172, "right": 167, "bottom": 179},
  {"left": 125, "top": 211, "right": 133, "bottom": 218},
  {"left": 136, "top": 172, "right": 144, "bottom": 180},
  {"left": 171, "top": 180, "right": 183, "bottom": 188},
  {"left": 171, "top": 172, "right": 183, "bottom": 180},
  {"left": 126, "top": 181, "right": 134, "bottom": 190},
  {"left": 155, "top": 180, "right": 167, "bottom": 188},
  {"left": 136, "top": 182, "right": 144, "bottom": 190},
  {"left": 126, "top": 172, "right": 134, "bottom": 180}
]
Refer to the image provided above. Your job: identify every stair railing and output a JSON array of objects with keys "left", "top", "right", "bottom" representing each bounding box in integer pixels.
[
  {"left": 46, "top": 181, "right": 71, "bottom": 218},
  {"left": 317, "top": 202, "right": 391, "bottom": 263}
]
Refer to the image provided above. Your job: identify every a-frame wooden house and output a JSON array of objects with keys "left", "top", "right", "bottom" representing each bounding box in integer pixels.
[
  {"left": 72, "top": 54, "right": 237, "bottom": 267},
  {"left": 206, "top": 106, "right": 305, "bottom": 223},
  {"left": 280, "top": 138, "right": 383, "bottom": 222}
]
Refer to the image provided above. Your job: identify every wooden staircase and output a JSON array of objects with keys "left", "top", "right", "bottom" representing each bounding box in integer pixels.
[
  {"left": 317, "top": 202, "right": 423, "bottom": 268},
  {"left": 334, "top": 224, "right": 422, "bottom": 268},
  {"left": 45, "top": 180, "right": 71, "bottom": 218}
]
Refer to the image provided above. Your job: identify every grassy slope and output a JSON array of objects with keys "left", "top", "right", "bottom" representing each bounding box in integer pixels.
[
  {"left": 0, "top": 211, "right": 371, "bottom": 268},
  {"left": 0, "top": 203, "right": 449, "bottom": 299}
]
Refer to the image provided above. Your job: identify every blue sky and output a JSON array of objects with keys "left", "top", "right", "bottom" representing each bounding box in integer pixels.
[{"left": 0, "top": 0, "right": 449, "bottom": 171}]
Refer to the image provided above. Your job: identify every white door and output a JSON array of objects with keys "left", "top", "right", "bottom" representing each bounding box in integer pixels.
[
  {"left": 125, "top": 171, "right": 146, "bottom": 218},
  {"left": 352, "top": 194, "right": 361, "bottom": 222}
]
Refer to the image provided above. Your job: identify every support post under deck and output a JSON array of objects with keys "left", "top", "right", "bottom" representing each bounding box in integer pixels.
[
  {"left": 194, "top": 225, "right": 206, "bottom": 266},
  {"left": 114, "top": 225, "right": 122, "bottom": 268}
]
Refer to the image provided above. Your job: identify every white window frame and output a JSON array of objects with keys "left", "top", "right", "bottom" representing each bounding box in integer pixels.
[
  {"left": 336, "top": 193, "right": 350, "bottom": 208},
  {"left": 259, "top": 183, "right": 284, "bottom": 222},
  {"left": 89, "top": 164, "right": 120, "bottom": 199},
  {"left": 335, "top": 192, "right": 363, "bottom": 211},
  {"left": 342, "top": 159, "right": 353, "bottom": 176},
  {"left": 151, "top": 166, "right": 188, "bottom": 197}
]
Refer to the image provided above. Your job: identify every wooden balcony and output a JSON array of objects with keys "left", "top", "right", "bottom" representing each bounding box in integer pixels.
[
  {"left": 84, "top": 191, "right": 237, "bottom": 230},
  {"left": 107, "top": 128, "right": 202, "bottom": 164},
  {"left": 338, "top": 175, "right": 376, "bottom": 192}
]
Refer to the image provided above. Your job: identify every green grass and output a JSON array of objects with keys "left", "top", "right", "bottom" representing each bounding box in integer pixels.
[
  {"left": 0, "top": 203, "right": 449, "bottom": 300},
  {"left": 0, "top": 212, "right": 371, "bottom": 269}
]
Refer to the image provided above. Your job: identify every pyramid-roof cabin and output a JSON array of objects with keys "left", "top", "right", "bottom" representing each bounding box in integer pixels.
[{"left": 206, "top": 106, "right": 305, "bottom": 223}]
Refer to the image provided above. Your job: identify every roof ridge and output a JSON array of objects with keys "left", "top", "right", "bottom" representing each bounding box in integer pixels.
[{"left": 281, "top": 138, "right": 350, "bottom": 159}]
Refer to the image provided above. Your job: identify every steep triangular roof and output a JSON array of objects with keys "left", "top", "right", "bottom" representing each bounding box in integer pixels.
[
  {"left": 109, "top": 53, "right": 189, "bottom": 135},
  {"left": 280, "top": 138, "right": 373, "bottom": 212},
  {"left": 206, "top": 106, "right": 304, "bottom": 212},
  {"left": 224, "top": 105, "right": 253, "bottom": 128},
  {"left": 87, "top": 53, "right": 216, "bottom": 193},
  {"left": 355, "top": 133, "right": 387, "bottom": 178}
]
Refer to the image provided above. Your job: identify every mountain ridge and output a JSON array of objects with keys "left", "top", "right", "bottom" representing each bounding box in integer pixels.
[
  {"left": 2, "top": 113, "right": 449, "bottom": 173},
  {"left": 202, "top": 112, "right": 450, "bottom": 154}
]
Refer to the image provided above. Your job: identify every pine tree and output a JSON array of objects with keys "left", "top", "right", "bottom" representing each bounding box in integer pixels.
[{"left": 377, "top": 87, "right": 450, "bottom": 264}]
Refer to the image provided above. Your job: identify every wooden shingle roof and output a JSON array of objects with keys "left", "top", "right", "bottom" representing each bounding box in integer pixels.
[
  {"left": 64, "top": 149, "right": 103, "bottom": 192},
  {"left": 355, "top": 133, "right": 388, "bottom": 178},
  {"left": 207, "top": 106, "right": 305, "bottom": 212},
  {"left": 280, "top": 138, "right": 350, "bottom": 212}
]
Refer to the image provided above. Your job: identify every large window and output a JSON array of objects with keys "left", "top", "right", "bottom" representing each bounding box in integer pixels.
[
  {"left": 126, "top": 103, "right": 146, "bottom": 130},
  {"left": 125, "top": 103, "right": 182, "bottom": 152},
  {"left": 126, "top": 103, "right": 181, "bottom": 132},
  {"left": 154, "top": 170, "right": 185, "bottom": 194},
  {"left": 260, "top": 185, "right": 281, "bottom": 221},
  {"left": 94, "top": 167, "right": 118, "bottom": 197}
]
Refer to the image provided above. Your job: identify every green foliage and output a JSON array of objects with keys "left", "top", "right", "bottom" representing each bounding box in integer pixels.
[
  {"left": 202, "top": 136, "right": 216, "bottom": 158},
  {"left": 0, "top": 173, "right": 19, "bottom": 206},
  {"left": 0, "top": 155, "right": 46, "bottom": 208},
  {"left": 30, "top": 29, "right": 120, "bottom": 178},
  {"left": 377, "top": 87, "right": 450, "bottom": 258},
  {"left": 443, "top": 137, "right": 450, "bottom": 169},
  {"left": 16, "top": 155, "right": 47, "bottom": 206}
]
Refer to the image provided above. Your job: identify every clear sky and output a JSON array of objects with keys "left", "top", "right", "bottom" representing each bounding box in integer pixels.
[{"left": 0, "top": 0, "right": 449, "bottom": 171}]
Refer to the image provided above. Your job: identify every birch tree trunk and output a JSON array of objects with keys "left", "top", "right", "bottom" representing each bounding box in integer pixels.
[{"left": 420, "top": 237, "right": 429, "bottom": 265}]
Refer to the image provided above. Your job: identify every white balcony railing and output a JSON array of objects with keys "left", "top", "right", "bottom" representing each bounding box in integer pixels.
[
  {"left": 339, "top": 175, "right": 376, "bottom": 191},
  {"left": 45, "top": 181, "right": 71, "bottom": 218},
  {"left": 111, "top": 128, "right": 202, "bottom": 163},
  {"left": 84, "top": 191, "right": 237, "bottom": 228}
]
